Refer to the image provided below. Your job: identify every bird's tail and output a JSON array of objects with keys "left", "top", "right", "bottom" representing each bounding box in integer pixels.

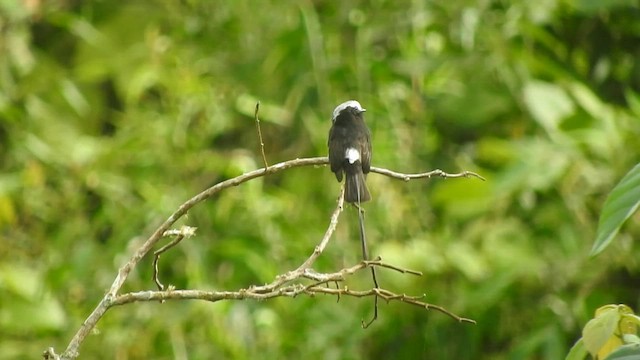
[{"left": 345, "top": 169, "right": 371, "bottom": 203}]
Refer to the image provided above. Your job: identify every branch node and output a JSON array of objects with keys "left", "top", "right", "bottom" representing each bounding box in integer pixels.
[{"left": 43, "top": 347, "right": 60, "bottom": 360}]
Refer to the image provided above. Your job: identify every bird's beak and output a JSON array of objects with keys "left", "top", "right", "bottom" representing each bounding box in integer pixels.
[{"left": 361, "top": 109, "right": 367, "bottom": 113}]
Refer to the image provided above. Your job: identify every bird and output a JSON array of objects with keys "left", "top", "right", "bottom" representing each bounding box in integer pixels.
[{"left": 328, "top": 100, "right": 372, "bottom": 203}]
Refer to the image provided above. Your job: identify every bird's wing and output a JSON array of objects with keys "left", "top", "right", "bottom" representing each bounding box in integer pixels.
[
  {"left": 360, "top": 126, "right": 372, "bottom": 173},
  {"left": 328, "top": 125, "right": 345, "bottom": 180}
]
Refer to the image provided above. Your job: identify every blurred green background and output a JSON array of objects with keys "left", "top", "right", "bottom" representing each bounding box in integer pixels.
[{"left": 1, "top": 0, "right": 639, "bottom": 359}]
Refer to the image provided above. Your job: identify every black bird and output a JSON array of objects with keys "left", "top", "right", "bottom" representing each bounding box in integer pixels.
[{"left": 328, "top": 100, "right": 372, "bottom": 203}]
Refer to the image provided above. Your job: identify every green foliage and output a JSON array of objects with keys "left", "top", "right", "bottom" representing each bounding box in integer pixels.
[
  {"left": 1, "top": 0, "right": 639, "bottom": 359},
  {"left": 566, "top": 304, "right": 640, "bottom": 360},
  {"left": 591, "top": 163, "right": 640, "bottom": 256}
]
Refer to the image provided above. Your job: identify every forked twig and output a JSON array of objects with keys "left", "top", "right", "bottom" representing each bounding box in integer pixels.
[{"left": 153, "top": 226, "right": 197, "bottom": 292}]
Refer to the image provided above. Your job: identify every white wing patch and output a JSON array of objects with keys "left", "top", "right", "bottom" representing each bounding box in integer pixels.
[
  {"left": 345, "top": 147, "right": 360, "bottom": 164},
  {"left": 332, "top": 100, "right": 366, "bottom": 122}
]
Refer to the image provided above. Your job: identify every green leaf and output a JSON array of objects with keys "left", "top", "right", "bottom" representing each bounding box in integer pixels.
[
  {"left": 591, "top": 163, "right": 640, "bottom": 256},
  {"left": 604, "top": 343, "right": 640, "bottom": 360},
  {"left": 565, "top": 338, "right": 588, "bottom": 360}
]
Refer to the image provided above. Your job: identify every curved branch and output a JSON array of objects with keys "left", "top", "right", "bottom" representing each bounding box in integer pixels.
[{"left": 58, "top": 157, "right": 327, "bottom": 359}]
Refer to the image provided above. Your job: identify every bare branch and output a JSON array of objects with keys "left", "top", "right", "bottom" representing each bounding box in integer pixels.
[
  {"left": 371, "top": 167, "right": 486, "bottom": 182},
  {"left": 101, "top": 258, "right": 475, "bottom": 325},
  {"left": 50, "top": 157, "right": 480, "bottom": 359}
]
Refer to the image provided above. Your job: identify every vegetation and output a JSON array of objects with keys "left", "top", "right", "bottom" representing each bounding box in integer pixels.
[{"left": 1, "top": 0, "right": 639, "bottom": 358}]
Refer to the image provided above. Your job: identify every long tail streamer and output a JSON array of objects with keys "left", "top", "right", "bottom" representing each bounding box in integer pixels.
[{"left": 354, "top": 176, "right": 379, "bottom": 328}]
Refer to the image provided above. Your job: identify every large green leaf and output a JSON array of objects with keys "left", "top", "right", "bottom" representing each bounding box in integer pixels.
[{"left": 591, "top": 163, "right": 640, "bottom": 256}]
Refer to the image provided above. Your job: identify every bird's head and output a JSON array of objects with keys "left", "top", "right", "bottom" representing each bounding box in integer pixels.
[{"left": 331, "top": 100, "right": 366, "bottom": 123}]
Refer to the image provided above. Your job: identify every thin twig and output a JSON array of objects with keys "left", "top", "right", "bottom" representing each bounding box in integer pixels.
[
  {"left": 363, "top": 258, "right": 422, "bottom": 276},
  {"left": 254, "top": 101, "right": 269, "bottom": 169},
  {"left": 153, "top": 226, "right": 197, "bottom": 291},
  {"left": 152, "top": 251, "right": 165, "bottom": 291},
  {"left": 301, "top": 257, "right": 422, "bottom": 283},
  {"left": 361, "top": 297, "right": 379, "bottom": 329},
  {"left": 298, "top": 256, "right": 422, "bottom": 291},
  {"left": 153, "top": 236, "right": 183, "bottom": 291},
  {"left": 309, "top": 286, "right": 476, "bottom": 324},
  {"left": 371, "top": 167, "right": 486, "bottom": 181}
]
